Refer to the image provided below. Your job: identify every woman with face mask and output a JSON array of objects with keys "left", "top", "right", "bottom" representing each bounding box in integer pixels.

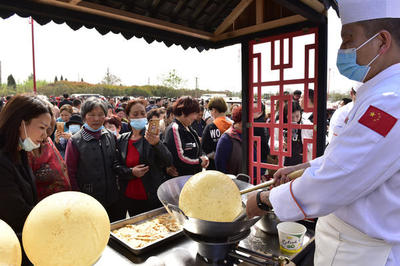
[
  {"left": 163, "top": 96, "right": 209, "bottom": 176},
  {"left": 54, "top": 114, "right": 83, "bottom": 159},
  {"left": 65, "top": 97, "right": 123, "bottom": 222},
  {"left": 28, "top": 101, "right": 71, "bottom": 201},
  {"left": 115, "top": 99, "right": 173, "bottom": 216},
  {"left": 0, "top": 94, "right": 52, "bottom": 265}
]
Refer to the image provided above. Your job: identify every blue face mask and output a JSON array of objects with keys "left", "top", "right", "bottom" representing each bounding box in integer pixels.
[
  {"left": 83, "top": 123, "right": 104, "bottom": 132},
  {"left": 130, "top": 118, "right": 147, "bottom": 130},
  {"left": 19, "top": 121, "right": 40, "bottom": 152},
  {"left": 336, "top": 32, "right": 381, "bottom": 82},
  {"left": 336, "top": 32, "right": 380, "bottom": 82},
  {"left": 69, "top": 124, "right": 81, "bottom": 134}
]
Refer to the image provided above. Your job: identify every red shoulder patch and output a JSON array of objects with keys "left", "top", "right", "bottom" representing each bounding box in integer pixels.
[{"left": 358, "top": 106, "right": 397, "bottom": 137}]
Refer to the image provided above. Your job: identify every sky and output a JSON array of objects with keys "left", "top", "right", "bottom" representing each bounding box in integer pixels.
[{"left": 0, "top": 8, "right": 358, "bottom": 93}]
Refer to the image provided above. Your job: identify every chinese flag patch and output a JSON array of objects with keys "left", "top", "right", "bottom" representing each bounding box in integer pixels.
[{"left": 358, "top": 106, "right": 397, "bottom": 137}]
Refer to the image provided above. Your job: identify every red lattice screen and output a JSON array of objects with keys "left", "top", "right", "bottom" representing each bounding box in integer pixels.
[{"left": 248, "top": 28, "right": 319, "bottom": 184}]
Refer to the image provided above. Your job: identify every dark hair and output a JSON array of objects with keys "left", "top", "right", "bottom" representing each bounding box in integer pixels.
[
  {"left": 0, "top": 95, "right": 52, "bottom": 162},
  {"left": 232, "top": 106, "right": 242, "bottom": 123},
  {"left": 283, "top": 101, "right": 302, "bottom": 123},
  {"left": 208, "top": 97, "right": 228, "bottom": 113},
  {"left": 63, "top": 93, "right": 69, "bottom": 99},
  {"left": 72, "top": 99, "right": 81, "bottom": 107},
  {"left": 104, "top": 115, "right": 122, "bottom": 128},
  {"left": 147, "top": 108, "right": 161, "bottom": 121},
  {"left": 341, "top": 98, "right": 352, "bottom": 105},
  {"left": 308, "top": 89, "right": 314, "bottom": 104},
  {"left": 294, "top": 90, "right": 302, "bottom": 96},
  {"left": 357, "top": 18, "right": 400, "bottom": 46},
  {"left": 173, "top": 96, "right": 200, "bottom": 116},
  {"left": 80, "top": 97, "right": 107, "bottom": 119},
  {"left": 125, "top": 99, "right": 147, "bottom": 116},
  {"left": 166, "top": 106, "right": 174, "bottom": 118}
]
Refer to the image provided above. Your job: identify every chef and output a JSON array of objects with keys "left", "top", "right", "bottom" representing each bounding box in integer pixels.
[{"left": 246, "top": 0, "right": 400, "bottom": 265}]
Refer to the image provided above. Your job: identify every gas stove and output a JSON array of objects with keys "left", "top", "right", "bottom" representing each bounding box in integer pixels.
[
  {"left": 183, "top": 229, "right": 290, "bottom": 266},
  {"left": 105, "top": 223, "right": 301, "bottom": 266}
]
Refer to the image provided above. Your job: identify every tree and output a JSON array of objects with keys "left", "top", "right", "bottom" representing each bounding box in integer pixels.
[
  {"left": 160, "top": 69, "right": 185, "bottom": 89},
  {"left": 101, "top": 68, "right": 121, "bottom": 85},
  {"left": 60, "top": 75, "right": 64, "bottom": 81},
  {"left": 54, "top": 76, "right": 58, "bottom": 82},
  {"left": 81, "top": 78, "right": 84, "bottom": 82},
  {"left": 7, "top": 74, "right": 16, "bottom": 89}
]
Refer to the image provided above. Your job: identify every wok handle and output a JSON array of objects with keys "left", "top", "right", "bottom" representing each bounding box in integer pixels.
[
  {"left": 239, "top": 169, "right": 305, "bottom": 195},
  {"left": 239, "top": 179, "right": 274, "bottom": 195},
  {"left": 167, "top": 204, "right": 188, "bottom": 219}
]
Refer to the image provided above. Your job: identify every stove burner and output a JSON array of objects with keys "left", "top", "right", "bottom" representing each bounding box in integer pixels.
[
  {"left": 183, "top": 229, "right": 250, "bottom": 264},
  {"left": 184, "top": 229, "right": 289, "bottom": 266}
]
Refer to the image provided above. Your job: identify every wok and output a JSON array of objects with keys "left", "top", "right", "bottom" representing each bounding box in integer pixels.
[{"left": 157, "top": 175, "right": 261, "bottom": 239}]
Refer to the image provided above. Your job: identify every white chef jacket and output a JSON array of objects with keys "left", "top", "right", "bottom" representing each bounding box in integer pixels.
[
  {"left": 270, "top": 63, "right": 400, "bottom": 265},
  {"left": 327, "top": 101, "right": 354, "bottom": 143}
]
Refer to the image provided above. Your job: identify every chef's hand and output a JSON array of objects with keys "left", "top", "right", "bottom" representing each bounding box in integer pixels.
[
  {"left": 246, "top": 190, "right": 271, "bottom": 219},
  {"left": 200, "top": 155, "right": 209, "bottom": 168},
  {"left": 166, "top": 166, "right": 179, "bottom": 177},
  {"left": 132, "top": 164, "right": 149, "bottom": 178},
  {"left": 145, "top": 130, "right": 160, "bottom": 146},
  {"left": 273, "top": 162, "right": 310, "bottom": 186},
  {"left": 273, "top": 166, "right": 297, "bottom": 186}
]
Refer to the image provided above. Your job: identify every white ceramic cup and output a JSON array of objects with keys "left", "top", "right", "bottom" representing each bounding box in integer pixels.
[{"left": 277, "top": 221, "right": 307, "bottom": 254}]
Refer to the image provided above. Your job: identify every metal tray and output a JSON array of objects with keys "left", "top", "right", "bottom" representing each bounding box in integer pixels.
[{"left": 110, "top": 207, "right": 184, "bottom": 255}]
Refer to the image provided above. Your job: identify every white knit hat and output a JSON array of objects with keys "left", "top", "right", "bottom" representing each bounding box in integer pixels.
[{"left": 339, "top": 0, "right": 400, "bottom": 25}]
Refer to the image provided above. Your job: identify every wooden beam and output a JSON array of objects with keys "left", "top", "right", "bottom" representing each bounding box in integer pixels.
[
  {"left": 256, "top": 0, "right": 264, "bottom": 24},
  {"left": 205, "top": 0, "right": 231, "bottom": 29},
  {"left": 191, "top": 0, "right": 209, "bottom": 21},
  {"left": 69, "top": 0, "right": 82, "bottom": 5},
  {"left": 213, "top": 15, "right": 306, "bottom": 41},
  {"left": 33, "top": 0, "right": 213, "bottom": 40},
  {"left": 274, "top": 0, "right": 325, "bottom": 23},
  {"left": 172, "top": 0, "right": 187, "bottom": 17},
  {"left": 214, "top": 0, "right": 253, "bottom": 35},
  {"left": 145, "top": 0, "right": 161, "bottom": 16},
  {"left": 300, "top": 0, "right": 325, "bottom": 13}
]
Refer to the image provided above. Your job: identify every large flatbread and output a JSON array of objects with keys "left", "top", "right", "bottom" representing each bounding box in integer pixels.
[
  {"left": 22, "top": 192, "right": 110, "bottom": 266},
  {"left": 0, "top": 219, "right": 21, "bottom": 266},
  {"left": 179, "top": 170, "right": 242, "bottom": 222}
]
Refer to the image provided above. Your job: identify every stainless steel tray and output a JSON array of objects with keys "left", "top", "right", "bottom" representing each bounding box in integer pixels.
[{"left": 110, "top": 207, "right": 184, "bottom": 255}]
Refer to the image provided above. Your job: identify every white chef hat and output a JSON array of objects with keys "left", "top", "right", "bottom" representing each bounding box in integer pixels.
[{"left": 339, "top": 0, "right": 400, "bottom": 25}]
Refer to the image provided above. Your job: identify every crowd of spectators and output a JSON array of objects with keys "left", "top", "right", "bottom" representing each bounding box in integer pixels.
[{"left": 0, "top": 90, "right": 354, "bottom": 265}]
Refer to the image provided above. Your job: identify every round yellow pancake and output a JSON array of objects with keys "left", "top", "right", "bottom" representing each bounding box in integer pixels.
[
  {"left": 179, "top": 170, "right": 242, "bottom": 222},
  {"left": 22, "top": 191, "right": 110, "bottom": 266},
  {"left": 0, "top": 219, "right": 21, "bottom": 266}
]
